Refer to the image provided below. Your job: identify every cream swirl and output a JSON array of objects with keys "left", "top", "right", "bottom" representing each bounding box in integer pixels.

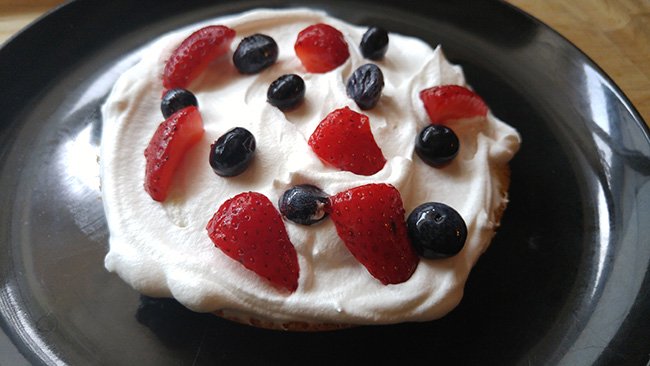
[{"left": 100, "top": 8, "right": 520, "bottom": 324}]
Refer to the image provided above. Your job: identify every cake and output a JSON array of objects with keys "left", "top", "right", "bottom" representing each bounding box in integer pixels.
[{"left": 100, "top": 8, "right": 521, "bottom": 330}]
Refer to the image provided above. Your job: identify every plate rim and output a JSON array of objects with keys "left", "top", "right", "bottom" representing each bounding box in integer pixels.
[{"left": 1, "top": 1, "right": 649, "bottom": 365}]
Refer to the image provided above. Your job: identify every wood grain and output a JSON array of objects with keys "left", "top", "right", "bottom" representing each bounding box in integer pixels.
[
  {"left": 0, "top": 0, "right": 65, "bottom": 43},
  {"left": 506, "top": 0, "right": 650, "bottom": 127},
  {"left": 0, "top": 0, "right": 648, "bottom": 127}
]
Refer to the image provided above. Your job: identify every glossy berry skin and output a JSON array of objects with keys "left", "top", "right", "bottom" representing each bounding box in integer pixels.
[
  {"left": 415, "top": 125, "right": 460, "bottom": 167},
  {"left": 294, "top": 23, "right": 349, "bottom": 73},
  {"left": 144, "top": 106, "right": 204, "bottom": 202},
  {"left": 278, "top": 185, "right": 329, "bottom": 225},
  {"left": 407, "top": 202, "right": 467, "bottom": 259},
  {"left": 419, "top": 85, "right": 488, "bottom": 123},
  {"left": 163, "top": 25, "right": 236, "bottom": 90},
  {"left": 233, "top": 34, "right": 279, "bottom": 74},
  {"left": 346, "top": 63, "right": 384, "bottom": 110},
  {"left": 161, "top": 88, "right": 198, "bottom": 119},
  {"left": 206, "top": 191, "right": 299, "bottom": 292},
  {"left": 360, "top": 26, "right": 389, "bottom": 60},
  {"left": 267, "top": 74, "right": 305, "bottom": 110},
  {"left": 209, "top": 127, "right": 256, "bottom": 177},
  {"left": 328, "top": 183, "right": 419, "bottom": 284},
  {"left": 308, "top": 107, "right": 386, "bottom": 176}
]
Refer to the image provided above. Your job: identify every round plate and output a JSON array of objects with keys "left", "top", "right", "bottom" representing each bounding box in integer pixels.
[{"left": 2, "top": 1, "right": 650, "bottom": 365}]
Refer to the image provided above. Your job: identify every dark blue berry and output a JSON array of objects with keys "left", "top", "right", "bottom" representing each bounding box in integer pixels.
[
  {"left": 161, "top": 88, "right": 198, "bottom": 118},
  {"left": 415, "top": 125, "right": 459, "bottom": 167},
  {"left": 346, "top": 64, "right": 384, "bottom": 110},
  {"left": 360, "top": 27, "right": 389, "bottom": 60},
  {"left": 278, "top": 185, "right": 329, "bottom": 225},
  {"left": 267, "top": 74, "right": 305, "bottom": 111},
  {"left": 209, "top": 127, "right": 256, "bottom": 177},
  {"left": 407, "top": 202, "right": 467, "bottom": 259},
  {"left": 233, "top": 34, "right": 278, "bottom": 74}
]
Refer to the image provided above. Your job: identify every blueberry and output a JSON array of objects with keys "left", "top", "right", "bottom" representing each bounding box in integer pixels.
[
  {"left": 278, "top": 185, "right": 329, "bottom": 225},
  {"left": 267, "top": 74, "right": 305, "bottom": 111},
  {"left": 233, "top": 34, "right": 278, "bottom": 74},
  {"left": 346, "top": 64, "right": 384, "bottom": 110},
  {"left": 209, "top": 127, "right": 256, "bottom": 177},
  {"left": 407, "top": 202, "right": 467, "bottom": 259},
  {"left": 161, "top": 88, "right": 198, "bottom": 118},
  {"left": 360, "top": 26, "right": 389, "bottom": 60},
  {"left": 415, "top": 125, "right": 459, "bottom": 167}
]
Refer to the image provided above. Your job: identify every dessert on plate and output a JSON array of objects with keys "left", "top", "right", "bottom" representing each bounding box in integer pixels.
[{"left": 100, "top": 8, "right": 521, "bottom": 330}]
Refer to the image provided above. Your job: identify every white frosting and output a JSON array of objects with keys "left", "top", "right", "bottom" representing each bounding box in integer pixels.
[{"left": 101, "top": 8, "right": 520, "bottom": 325}]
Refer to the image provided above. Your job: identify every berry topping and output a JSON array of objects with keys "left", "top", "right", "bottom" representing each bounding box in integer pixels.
[
  {"left": 419, "top": 85, "right": 488, "bottom": 123},
  {"left": 206, "top": 192, "right": 300, "bottom": 292},
  {"left": 294, "top": 23, "right": 350, "bottom": 73},
  {"left": 279, "top": 185, "right": 329, "bottom": 225},
  {"left": 163, "top": 25, "right": 236, "bottom": 90},
  {"left": 308, "top": 107, "right": 386, "bottom": 176},
  {"left": 346, "top": 63, "right": 384, "bottom": 110},
  {"left": 267, "top": 74, "right": 305, "bottom": 111},
  {"left": 209, "top": 127, "right": 256, "bottom": 177},
  {"left": 161, "top": 88, "right": 198, "bottom": 119},
  {"left": 144, "top": 106, "right": 204, "bottom": 202},
  {"left": 328, "top": 184, "right": 419, "bottom": 284},
  {"left": 359, "top": 26, "right": 389, "bottom": 60},
  {"left": 232, "top": 34, "right": 279, "bottom": 74},
  {"left": 415, "top": 125, "right": 460, "bottom": 167},
  {"left": 407, "top": 202, "right": 467, "bottom": 259}
]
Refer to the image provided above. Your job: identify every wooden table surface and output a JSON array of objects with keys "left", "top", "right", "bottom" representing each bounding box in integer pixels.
[{"left": 1, "top": 0, "right": 649, "bottom": 128}]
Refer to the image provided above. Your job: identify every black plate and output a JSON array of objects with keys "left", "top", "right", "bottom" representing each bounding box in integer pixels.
[{"left": 2, "top": 0, "right": 650, "bottom": 365}]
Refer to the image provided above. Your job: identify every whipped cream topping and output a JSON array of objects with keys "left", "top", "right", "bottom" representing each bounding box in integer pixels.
[{"left": 101, "top": 8, "right": 521, "bottom": 324}]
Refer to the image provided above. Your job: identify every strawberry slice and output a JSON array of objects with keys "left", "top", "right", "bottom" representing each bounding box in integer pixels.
[
  {"left": 294, "top": 23, "right": 349, "bottom": 73},
  {"left": 144, "top": 106, "right": 204, "bottom": 202},
  {"left": 206, "top": 192, "right": 300, "bottom": 292},
  {"left": 163, "top": 25, "right": 236, "bottom": 90},
  {"left": 328, "top": 184, "right": 419, "bottom": 285},
  {"left": 308, "top": 107, "right": 386, "bottom": 175},
  {"left": 419, "top": 85, "right": 488, "bottom": 123}
]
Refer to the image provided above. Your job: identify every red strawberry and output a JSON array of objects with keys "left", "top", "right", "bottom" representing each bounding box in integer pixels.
[
  {"left": 308, "top": 107, "right": 386, "bottom": 175},
  {"left": 206, "top": 192, "right": 300, "bottom": 292},
  {"left": 163, "top": 25, "right": 236, "bottom": 90},
  {"left": 419, "top": 85, "right": 488, "bottom": 123},
  {"left": 294, "top": 23, "right": 349, "bottom": 73},
  {"left": 144, "top": 106, "right": 204, "bottom": 202},
  {"left": 327, "top": 184, "right": 419, "bottom": 285}
]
